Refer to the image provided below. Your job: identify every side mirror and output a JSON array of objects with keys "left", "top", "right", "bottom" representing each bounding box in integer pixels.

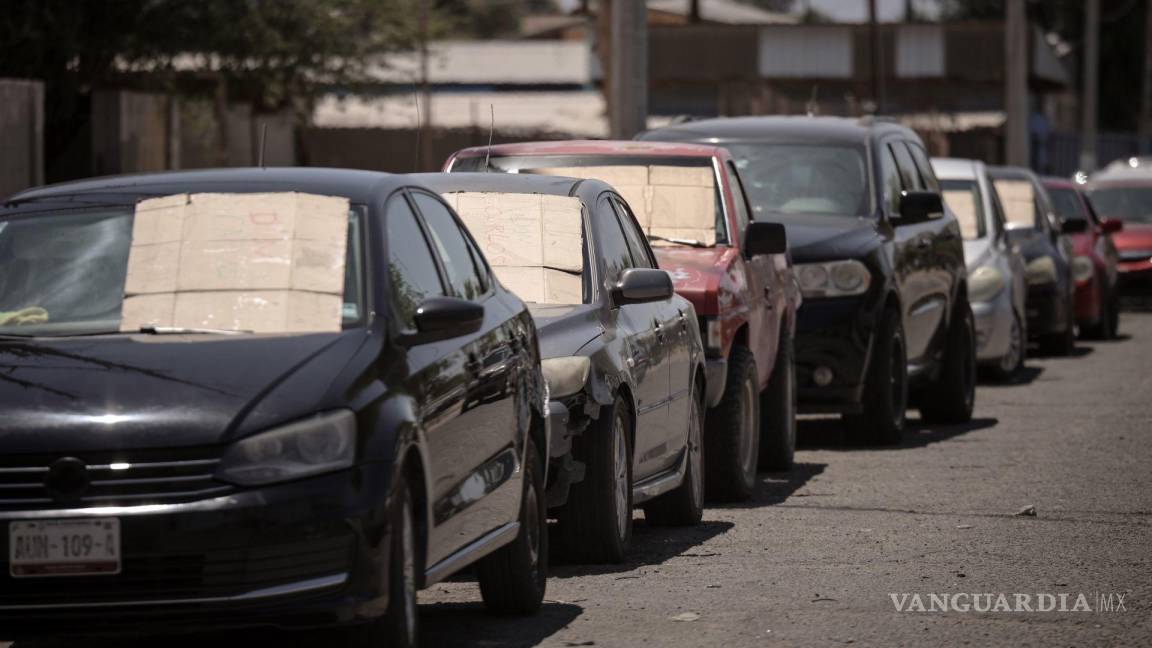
[
  {"left": 408, "top": 297, "right": 484, "bottom": 343},
  {"left": 896, "top": 191, "right": 944, "bottom": 225},
  {"left": 1100, "top": 218, "right": 1124, "bottom": 234},
  {"left": 744, "top": 221, "right": 787, "bottom": 257},
  {"left": 1060, "top": 218, "right": 1089, "bottom": 234},
  {"left": 611, "top": 268, "right": 674, "bottom": 306}
]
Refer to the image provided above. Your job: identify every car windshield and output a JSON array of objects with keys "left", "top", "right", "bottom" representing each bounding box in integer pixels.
[
  {"left": 1087, "top": 186, "right": 1152, "bottom": 224},
  {"left": 0, "top": 201, "right": 365, "bottom": 337},
  {"left": 1047, "top": 187, "right": 1089, "bottom": 222},
  {"left": 724, "top": 143, "right": 869, "bottom": 218},
  {"left": 452, "top": 154, "right": 729, "bottom": 246},
  {"left": 940, "top": 179, "right": 986, "bottom": 240},
  {"left": 990, "top": 178, "right": 1040, "bottom": 229}
]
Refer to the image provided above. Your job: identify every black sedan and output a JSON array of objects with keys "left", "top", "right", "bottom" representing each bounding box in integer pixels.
[
  {"left": 641, "top": 116, "right": 976, "bottom": 444},
  {"left": 417, "top": 173, "right": 707, "bottom": 563},
  {"left": 0, "top": 168, "right": 549, "bottom": 646}
]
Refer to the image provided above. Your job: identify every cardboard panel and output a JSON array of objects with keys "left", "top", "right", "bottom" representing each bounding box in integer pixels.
[
  {"left": 122, "top": 192, "right": 350, "bottom": 333},
  {"left": 942, "top": 188, "right": 980, "bottom": 240},
  {"left": 992, "top": 179, "right": 1036, "bottom": 228}
]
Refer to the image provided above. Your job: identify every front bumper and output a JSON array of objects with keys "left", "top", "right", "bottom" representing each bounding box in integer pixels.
[
  {"left": 1117, "top": 259, "right": 1152, "bottom": 292},
  {"left": 794, "top": 295, "right": 878, "bottom": 414},
  {"left": 0, "top": 468, "right": 390, "bottom": 640},
  {"left": 1025, "top": 283, "right": 1070, "bottom": 337}
]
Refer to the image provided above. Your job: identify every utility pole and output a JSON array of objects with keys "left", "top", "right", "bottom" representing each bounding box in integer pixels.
[
  {"left": 1140, "top": 0, "right": 1152, "bottom": 153},
  {"left": 1004, "top": 0, "right": 1029, "bottom": 167},
  {"left": 418, "top": 0, "right": 434, "bottom": 171},
  {"left": 609, "top": 0, "right": 647, "bottom": 138},
  {"left": 867, "top": 0, "right": 884, "bottom": 114},
  {"left": 689, "top": 0, "right": 701, "bottom": 23},
  {"left": 1080, "top": 0, "right": 1100, "bottom": 172}
]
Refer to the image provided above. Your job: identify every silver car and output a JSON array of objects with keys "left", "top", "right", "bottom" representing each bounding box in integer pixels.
[{"left": 932, "top": 157, "right": 1027, "bottom": 379}]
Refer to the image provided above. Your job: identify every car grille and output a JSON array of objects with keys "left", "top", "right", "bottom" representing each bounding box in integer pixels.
[{"left": 0, "top": 446, "right": 232, "bottom": 509}]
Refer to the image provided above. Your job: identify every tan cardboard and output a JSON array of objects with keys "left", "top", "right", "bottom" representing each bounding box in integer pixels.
[{"left": 991, "top": 179, "right": 1036, "bottom": 228}]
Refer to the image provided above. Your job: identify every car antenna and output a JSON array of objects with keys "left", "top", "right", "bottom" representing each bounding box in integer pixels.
[
  {"left": 257, "top": 122, "right": 268, "bottom": 168},
  {"left": 484, "top": 104, "right": 495, "bottom": 172},
  {"left": 413, "top": 90, "right": 422, "bottom": 171}
]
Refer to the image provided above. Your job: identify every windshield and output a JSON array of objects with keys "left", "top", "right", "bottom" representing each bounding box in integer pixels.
[
  {"left": 991, "top": 178, "right": 1039, "bottom": 229},
  {"left": 0, "top": 203, "right": 365, "bottom": 337},
  {"left": 452, "top": 154, "right": 729, "bottom": 246},
  {"left": 1087, "top": 186, "right": 1152, "bottom": 224},
  {"left": 1047, "top": 187, "right": 1089, "bottom": 222},
  {"left": 725, "top": 143, "right": 869, "bottom": 218},
  {"left": 940, "top": 180, "right": 986, "bottom": 240}
]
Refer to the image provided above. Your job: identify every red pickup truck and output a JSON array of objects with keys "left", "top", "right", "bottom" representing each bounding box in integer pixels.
[{"left": 446, "top": 141, "right": 800, "bottom": 501}]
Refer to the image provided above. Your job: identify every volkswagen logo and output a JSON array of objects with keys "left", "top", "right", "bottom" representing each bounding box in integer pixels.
[{"left": 45, "top": 457, "right": 90, "bottom": 501}]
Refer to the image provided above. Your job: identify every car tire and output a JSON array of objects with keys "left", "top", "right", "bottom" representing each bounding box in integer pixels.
[
  {"left": 478, "top": 435, "right": 547, "bottom": 614},
  {"left": 643, "top": 379, "right": 705, "bottom": 526},
  {"left": 843, "top": 307, "right": 906, "bottom": 445},
  {"left": 919, "top": 304, "right": 976, "bottom": 424},
  {"left": 559, "top": 398, "right": 632, "bottom": 563},
  {"left": 1105, "top": 288, "right": 1121, "bottom": 338},
  {"left": 1085, "top": 284, "right": 1120, "bottom": 340},
  {"left": 758, "top": 333, "right": 796, "bottom": 472},
  {"left": 1042, "top": 291, "right": 1077, "bottom": 355},
  {"left": 349, "top": 478, "right": 420, "bottom": 648},
  {"left": 986, "top": 310, "right": 1025, "bottom": 381},
  {"left": 704, "top": 346, "right": 760, "bottom": 502}
]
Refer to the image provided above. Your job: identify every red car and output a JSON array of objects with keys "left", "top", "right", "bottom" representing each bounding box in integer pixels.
[
  {"left": 1086, "top": 177, "right": 1152, "bottom": 294},
  {"left": 445, "top": 140, "right": 800, "bottom": 501},
  {"left": 1042, "top": 177, "right": 1122, "bottom": 338}
]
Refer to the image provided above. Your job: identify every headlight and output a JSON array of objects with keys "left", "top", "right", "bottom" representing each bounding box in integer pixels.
[
  {"left": 968, "top": 265, "right": 1005, "bottom": 303},
  {"left": 216, "top": 410, "right": 356, "bottom": 486},
  {"left": 1025, "top": 256, "right": 1058, "bottom": 286},
  {"left": 541, "top": 356, "right": 590, "bottom": 399},
  {"left": 796, "top": 260, "right": 871, "bottom": 298},
  {"left": 701, "top": 317, "right": 722, "bottom": 353},
  {"left": 1071, "top": 256, "right": 1095, "bottom": 283}
]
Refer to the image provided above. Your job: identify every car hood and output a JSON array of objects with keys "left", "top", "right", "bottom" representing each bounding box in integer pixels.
[
  {"left": 765, "top": 213, "right": 882, "bottom": 262},
  {"left": 652, "top": 246, "right": 737, "bottom": 316},
  {"left": 0, "top": 332, "right": 366, "bottom": 453},
  {"left": 1112, "top": 223, "right": 1152, "bottom": 250},
  {"left": 526, "top": 303, "right": 603, "bottom": 359},
  {"left": 963, "top": 237, "right": 994, "bottom": 269}
]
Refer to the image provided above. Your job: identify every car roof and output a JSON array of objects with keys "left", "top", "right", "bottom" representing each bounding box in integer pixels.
[
  {"left": 1039, "top": 176, "right": 1079, "bottom": 190},
  {"left": 987, "top": 165, "right": 1038, "bottom": 181},
  {"left": 451, "top": 139, "right": 724, "bottom": 161},
  {"left": 411, "top": 172, "right": 612, "bottom": 203},
  {"left": 930, "top": 157, "right": 983, "bottom": 181},
  {"left": 3, "top": 167, "right": 408, "bottom": 209},
  {"left": 638, "top": 115, "right": 915, "bottom": 145}
]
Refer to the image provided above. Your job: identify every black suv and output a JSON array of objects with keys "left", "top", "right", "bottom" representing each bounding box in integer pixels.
[{"left": 641, "top": 116, "right": 975, "bottom": 443}]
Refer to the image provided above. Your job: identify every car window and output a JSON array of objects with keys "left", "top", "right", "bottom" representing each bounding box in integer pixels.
[
  {"left": 991, "top": 178, "right": 1039, "bottom": 229},
  {"left": 385, "top": 195, "right": 446, "bottom": 329},
  {"left": 724, "top": 161, "right": 752, "bottom": 240},
  {"left": 1088, "top": 186, "right": 1152, "bottom": 223},
  {"left": 986, "top": 180, "right": 1008, "bottom": 238},
  {"left": 411, "top": 192, "right": 486, "bottom": 301},
  {"left": 890, "top": 142, "right": 923, "bottom": 191},
  {"left": 879, "top": 145, "right": 903, "bottom": 215},
  {"left": 940, "top": 179, "right": 986, "bottom": 240},
  {"left": 611, "top": 196, "right": 656, "bottom": 269},
  {"left": 1047, "top": 187, "right": 1090, "bottom": 222},
  {"left": 595, "top": 197, "right": 636, "bottom": 285},
  {"left": 905, "top": 143, "right": 941, "bottom": 193},
  {"left": 729, "top": 143, "right": 869, "bottom": 217}
]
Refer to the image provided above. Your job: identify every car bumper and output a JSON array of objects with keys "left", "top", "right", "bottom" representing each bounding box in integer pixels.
[
  {"left": 1025, "top": 283, "right": 1069, "bottom": 337},
  {"left": 794, "top": 296, "right": 877, "bottom": 414},
  {"left": 971, "top": 294, "right": 1014, "bottom": 363},
  {"left": 1117, "top": 259, "right": 1152, "bottom": 292},
  {"left": 0, "top": 468, "right": 391, "bottom": 640}
]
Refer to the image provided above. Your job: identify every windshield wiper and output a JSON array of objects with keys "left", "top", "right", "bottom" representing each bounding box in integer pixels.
[
  {"left": 138, "top": 326, "right": 251, "bottom": 335},
  {"left": 646, "top": 234, "right": 711, "bottom": 248}
]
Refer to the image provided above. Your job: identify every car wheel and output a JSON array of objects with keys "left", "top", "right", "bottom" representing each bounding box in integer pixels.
[
  {"left": 1086, "top": 284, "right": 1121, "bottom": 340},
  {"left": 560, "top": 398, "right": 632, "bottom": 563},
  {"left": 843, "top": 307, "right": 907, "bottom": 445},
  {"left": 919, "top": 304, "right": 976, "bottom": 424},
  {"left": 478, "top": 435, "right": 547, "bottom": 614},
  {"left": 987, "top": 310, "right": 1024, "bottom": 381},
  {"left": 1106, "top": 289, "right": 1121, "bottom": 338},
  {"left": 349, "top": 478, "right": 420, "bottom": 648},
  {"left": 643, "top": 379, "right": 705, "bottom": 526},
  {"left": 1041, "top": 292, "right": 1077, "bottom": 355},
  {"left": 704, "top": 346, "right": 760, "bottom": 502},
  {"left": 758, "top": 332, "right": 796, "bottom": 472}
]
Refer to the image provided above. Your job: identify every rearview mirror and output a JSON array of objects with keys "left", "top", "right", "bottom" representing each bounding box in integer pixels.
[
  {"left": 744, "top": 221, "right": 787, "bottom": 257},
  {"left": 611, "top": 268, "right": 674, "bottom": 306},
  {"left": 1060, "top": 218, "right": 1089, "bottom": 234},
  {"left": 408, "top": 297, "right": 484, "bottom": 343},
  {"left": 1100, "top": 218, "right": 1124, "bottom": 234},
  {"left": 896, "top": 191, "right": 944, "bottom": 224}
]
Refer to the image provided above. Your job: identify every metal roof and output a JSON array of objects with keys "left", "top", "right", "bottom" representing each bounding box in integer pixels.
[
  {"left": 639, "top": 115, "right": 913, "bottom": 145},
  {"left": 451, "top": 139, "right": 725, "bottom": 161}
]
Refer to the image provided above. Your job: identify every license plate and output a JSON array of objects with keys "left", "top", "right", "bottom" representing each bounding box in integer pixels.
[{"left": 9, "top": 518, "right": 121, "bottom": 578}]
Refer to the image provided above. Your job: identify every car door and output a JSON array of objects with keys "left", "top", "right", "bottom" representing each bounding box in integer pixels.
[
  {"left": 594, "top": 194, "right": 671, "bottom": 481},
  {"left": 405, "top": 191, "right": 522, "bottom": 565},
  {"left": 906, "top": 141, "right": 963, "bottom": 323},
  {"left": 612, "top": 193, "right": 686, "bottom": 474},
  {"left": 987, "top": 177, "right": 1028, "bottom": 316}
]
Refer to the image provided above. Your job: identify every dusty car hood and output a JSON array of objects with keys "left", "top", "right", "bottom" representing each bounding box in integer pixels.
[
  {"left": 526, "top": 303, "right": 603, "bottom": 359},
  {"left": 0, "top": 332, "right": 365, "bottom": 453},
  {"left": 652, "top": 246, "right": 737, "bottom": 316},
  {"left": 764, "top": 213, "right": 882, "bottom": 262}
]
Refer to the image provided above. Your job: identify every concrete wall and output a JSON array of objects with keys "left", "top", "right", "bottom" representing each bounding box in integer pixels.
[{"left": 0, "top": 79, "right": 44, "bottom": 198}]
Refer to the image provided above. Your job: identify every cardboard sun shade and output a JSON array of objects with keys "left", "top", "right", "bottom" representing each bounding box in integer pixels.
[
  {"left": 443, "top": 191, "right": 584, "bottom": 305},
  {"left": 526, "top": 165, "right": 717, "bottom": 246},
  {"left": 121, "top": 192, "right": 350, "bottom": 333},
  {"left": 992, "top": 179, "right": 1037, "bottom": 229},
  {"left": 942, "top": 189, "right": 981, "bottom": 240}
]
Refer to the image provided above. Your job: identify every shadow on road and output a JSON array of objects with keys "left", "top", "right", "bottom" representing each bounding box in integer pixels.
[
  {"left": 547, "top": 518, "right": 734, "bottom": 578},
  {"left": 797, "top": 416, "right": 998, "bottom": 451},
  {"left": 980, "top": 365, "right": 1044, "bottom": 386},
  {"left": 1029, "top": 344, "right": 1094, "bottom": 359},
  {"left": 716, "top": 461, "right": 827, "bottom": 509},
  {"left": 420, "top": 600, "right": 583, "bottom": 648}
]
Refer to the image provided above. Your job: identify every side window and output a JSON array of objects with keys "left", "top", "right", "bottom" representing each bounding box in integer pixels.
[
  {"left": 611, "top": 196, "right": 655, "bottom": 269},
  {"left": 411, "top": 192, "right": 487, "bottom": 300},
  {"left": 986, "top": 180, "right": 1008, "bottom": 239},
  {"left": 890, "top": 142, "right": 923, "bottom": 191},
  {"left": 879, "top": 144, "right": 904, "bottom": 215},
  {"left": 724, "top": 161, "right": 751, "bottom": 242},
  {"left": 595, "top": 197, "right": 636, "bottom": 285},
  {"left": 385, "top": 196, "right": 445, "bottom": 329},
  {"left": 906, "top": 143, "right": 941, "bottom": 193}
]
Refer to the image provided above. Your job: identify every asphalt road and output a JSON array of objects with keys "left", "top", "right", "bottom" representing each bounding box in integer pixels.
[{"left": 9, "top": 313, "right": 1152, "bottom": 648}]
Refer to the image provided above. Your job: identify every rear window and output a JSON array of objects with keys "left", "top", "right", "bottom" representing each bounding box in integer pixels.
[{"left": 940, "top": 179, "right": 986, "bottom": 240}]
